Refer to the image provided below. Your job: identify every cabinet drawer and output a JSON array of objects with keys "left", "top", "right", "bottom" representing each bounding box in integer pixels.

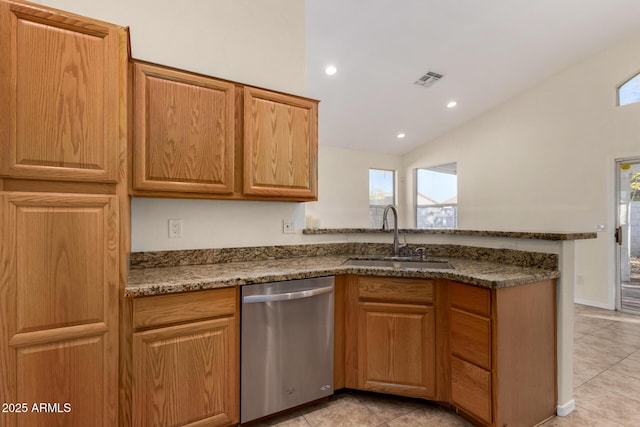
[
  {"left": 451, "top": 309, "right": 491, "bottom": 370},
  {"left": 450, "top": 282, "right": 490, "bottom": 316},
  {"left": 358, "top": 277, "right": 433, "bottom": 304},
  {"left": 451, "top": 356, "right": 491, "bottom": 424},
  {"left": 133, "top": 287, "right": 237, "bottom": 330}
]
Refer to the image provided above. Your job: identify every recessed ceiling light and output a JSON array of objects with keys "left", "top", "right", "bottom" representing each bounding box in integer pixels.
[
  {"left": 325, "top": 65, "right": 337, "bottom": 76},
  {"left": 397, "top": 133, "right": 406, "bottom": 139},
  {"left": 447, "top": 101, "right": 457, "bottom": 108}
]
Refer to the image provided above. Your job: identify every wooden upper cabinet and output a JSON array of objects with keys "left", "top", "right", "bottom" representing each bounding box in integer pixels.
[
  {"left": 0, "top": 0, "right": 125, "bottom": 183},
  {"left": 132, "top": 63, "right": 235, "bottom": 194},
  {"left": 243, "top": 87, "right": 318, "bottom": 200}
]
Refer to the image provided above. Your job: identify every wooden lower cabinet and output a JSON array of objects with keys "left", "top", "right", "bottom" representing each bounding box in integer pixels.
[
  {"left": 0, "top": 192, "right": 119, "bottom": 427},
  {"left": 128, "top": 288, "right": 239, "bottom": 427},
  {"left": 345, "top": 276, "right": 437, "bottom": 399},
  {"left": 448, "top": 280, "right": 557, "bottom": 427},
  {"left": 358, "top": 302, "right": 435, "bottom": 398},
  {"left": 340, "top": 276, "right": 557, "bottom": 427}
]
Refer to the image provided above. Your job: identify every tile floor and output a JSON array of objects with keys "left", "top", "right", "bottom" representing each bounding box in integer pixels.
[{"left": 248, "top": 304, "right": 640, "bottom": 427}]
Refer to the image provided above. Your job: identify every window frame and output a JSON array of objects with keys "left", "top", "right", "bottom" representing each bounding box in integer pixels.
[
  {"left": 414, "top": 163, "right": 458, "bottom": 229},
  {"left": 369, "top": 168, "right": 397, "bottom": 228},
  {"left": 617, "top": 71, "right": 640, "bottom": 107}
]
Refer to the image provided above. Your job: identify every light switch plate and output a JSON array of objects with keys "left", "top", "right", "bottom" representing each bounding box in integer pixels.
[{"left": 283, "top": 220, "right": 296, "bottom": 234}]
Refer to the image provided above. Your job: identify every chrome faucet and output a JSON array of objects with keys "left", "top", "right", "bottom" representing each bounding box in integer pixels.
[{"left": 382, "top": 204, "right": 406, "bottom": 256}]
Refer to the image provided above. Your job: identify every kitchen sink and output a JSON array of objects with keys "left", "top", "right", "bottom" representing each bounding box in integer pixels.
[{"left": 343, "top": 258, "right": 454, "bottom": 269}]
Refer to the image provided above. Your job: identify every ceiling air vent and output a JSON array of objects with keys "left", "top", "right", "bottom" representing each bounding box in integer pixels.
[{"left": 414, "top": 71, "right": 444, "bottom": 88}]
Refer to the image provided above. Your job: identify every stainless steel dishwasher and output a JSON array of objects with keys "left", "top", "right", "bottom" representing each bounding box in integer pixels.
[{"left": 241, "top": 276, "right": 334, "bottom": 424}]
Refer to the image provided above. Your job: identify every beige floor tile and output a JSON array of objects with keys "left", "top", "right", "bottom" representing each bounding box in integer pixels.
[
  {"left": 574, "top": 383, "right": 640, "bottom": 426},
  {"left": 574, "top": 304, "right": 591, "bottom": 313},
  {"left": 385, "top": 407, "right": 473, "bottom": 427},
  {"left": 589, "top": 327, "right": 640, "bottom": 348},
  {"left": 602, "top": 318, "right": 640, "bottom": 338},
  {"left": 628, "top": 349, "right": 640, "bottom": 361},
  {"left": 251, "top": 409, "right": 310, "bottom": 427},
  {"left": 574, "top": 315, "right": 616, "bottom": 335},
  {"left": 574, "top": 359, "right": 607, "bottom": 388},
  {"left": 587, "top": 369, "right": 640, "bottom": 398},
  {"left": 353, "top": 393, "right": 426, "bottom": 423},
  {"left": 609, "top": 356, "right": 640, "bottom": 380},
  {"left": 301, "top": 394, "right": 384, "bottom": 427},
  {"left": 575, "top": 334, "right": 637, "bottom": 361},
  {"left": 542, "top": 406, "right": 623, "bottom": 426}
]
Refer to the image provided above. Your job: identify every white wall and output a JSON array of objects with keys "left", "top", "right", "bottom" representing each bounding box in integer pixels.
[
  {"left": 306, "top": 146, "right": 403, "bottom": 229},
  {"left": 32, "top": 0, "right": 307, "bottom": 94},
  {"left": 402, "top": 30, "right": 640, "bottom": 308}
]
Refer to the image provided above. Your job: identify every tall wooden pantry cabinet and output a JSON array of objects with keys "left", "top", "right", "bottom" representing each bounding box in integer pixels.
[{"left": 0, "top": 1, "right": 128, "bottom": 426}]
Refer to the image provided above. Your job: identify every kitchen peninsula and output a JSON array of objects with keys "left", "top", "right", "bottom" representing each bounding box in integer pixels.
[{"left": 126, "top": 230, "right": 596, "bottom": 427}]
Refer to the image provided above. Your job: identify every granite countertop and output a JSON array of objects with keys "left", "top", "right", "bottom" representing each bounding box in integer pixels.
[
  {"left": 125, "top": 254, "right": 560, "bottom": 297},
  {"left": 302, "top": 228, "right": 597, "bottom": 240}
]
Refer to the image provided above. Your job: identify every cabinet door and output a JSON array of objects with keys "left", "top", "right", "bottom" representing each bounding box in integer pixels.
[
  {"left": 0, "top": 1, "right": 124, "bottom": 182},
  {"left": 243, "top": 87, "right": 318, "bottom": 199},
  {"left": 133, "top": 63, "right": 235, "bottom": 194},
  {"left": 133, "top": 317, "right": 238, "bottom": 427},
  {"left": 0, "top": 192, "right": 119, "bottom": 427},
  {"left": 357, "top": 302, "right": 436, "bottom": 399}
]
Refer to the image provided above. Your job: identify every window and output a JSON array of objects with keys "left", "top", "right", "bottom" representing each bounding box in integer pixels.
[
  {"left": 416, "top": 163, "right": 457, "bottom": 229},
  {"left": 618, "top": 73, "right": 640, "bottom": 106},
  {"left": 369, "top": 169, "right": 395, "bottom": 228}
]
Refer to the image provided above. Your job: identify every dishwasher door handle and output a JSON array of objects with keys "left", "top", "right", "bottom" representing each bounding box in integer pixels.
[{"left": 242, "top": 284, "right": 334, "bottom": 304}]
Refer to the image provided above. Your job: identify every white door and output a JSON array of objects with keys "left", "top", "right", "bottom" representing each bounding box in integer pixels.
[{"left": 616, "top": 158, "right": 640, "bottom": 313}]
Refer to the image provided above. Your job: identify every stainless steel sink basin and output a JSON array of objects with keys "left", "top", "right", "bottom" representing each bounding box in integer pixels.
[{"left": 343, "top": 258, "right": 454, "bottom": 269}]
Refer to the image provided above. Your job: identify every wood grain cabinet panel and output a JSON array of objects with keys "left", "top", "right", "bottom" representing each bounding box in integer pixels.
[
  {"left": 448, "top": 280, "right": 557, "bottom": 427},
  {"left": 451, "top": 356, "right": 491, "bottom": 424},
  {"left": 133, "top": 63, "right": 235, "bottom": 194},
  {"left": 0, "top": 192, "right": 119, "bottom": 427},
  {"left": 357, "top": 302, "right": 436, "bottom": 399},
  {"left": 243, "top": 87, "right": 318, "bottom": 199},
  {"left": 450, "top": 308, "right": 491, "bottom": 370},
  {"left": 349, "top": 277, "right": 437, "bottom": 400},
  {"left": 450, "top": 281, "right": 490, "bottom": 317},
  {"left": 132, "top": 317, "right": 238, "bottom": 427},
  {"left": 0, "top": 0, "right": 124, "bottom": 183}
]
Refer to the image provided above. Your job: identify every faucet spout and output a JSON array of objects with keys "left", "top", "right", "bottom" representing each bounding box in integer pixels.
[{"left": 382, "top": 204, "right": 405, "bottom": 256}]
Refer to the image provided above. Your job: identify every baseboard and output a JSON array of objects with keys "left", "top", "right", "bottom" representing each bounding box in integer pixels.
[
  {"left": 556, "top": 399, "right": 575, "bottom": 417},
  {"left": 574, "top": 298, "right": 614, "bottom": 310}
]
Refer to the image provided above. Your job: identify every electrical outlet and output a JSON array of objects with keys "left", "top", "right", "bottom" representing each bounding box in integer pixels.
[
  {"left": 283, "top": 220, "right": 296, "bottom": 234},
  {"left": 168, "top": 219, "right": 182, "bottom": 238}
]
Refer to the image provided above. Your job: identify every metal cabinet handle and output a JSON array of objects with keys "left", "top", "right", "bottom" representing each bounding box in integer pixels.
[{"left": 243, "top": 285, "right": 334, "bottom": 304}]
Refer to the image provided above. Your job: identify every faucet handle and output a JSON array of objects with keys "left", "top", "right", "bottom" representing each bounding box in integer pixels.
[{"left": 415, "top": 247, "right": 426, "bottom": 260}]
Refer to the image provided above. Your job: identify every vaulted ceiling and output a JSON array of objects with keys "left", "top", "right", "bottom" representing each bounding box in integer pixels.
[{"left": 305, "top": 0, "right": 640, "bottom": 155}]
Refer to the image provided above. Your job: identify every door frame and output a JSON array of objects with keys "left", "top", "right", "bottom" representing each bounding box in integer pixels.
[{"left": 614, "top": 156, "right": 640, "bottom": 312}]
